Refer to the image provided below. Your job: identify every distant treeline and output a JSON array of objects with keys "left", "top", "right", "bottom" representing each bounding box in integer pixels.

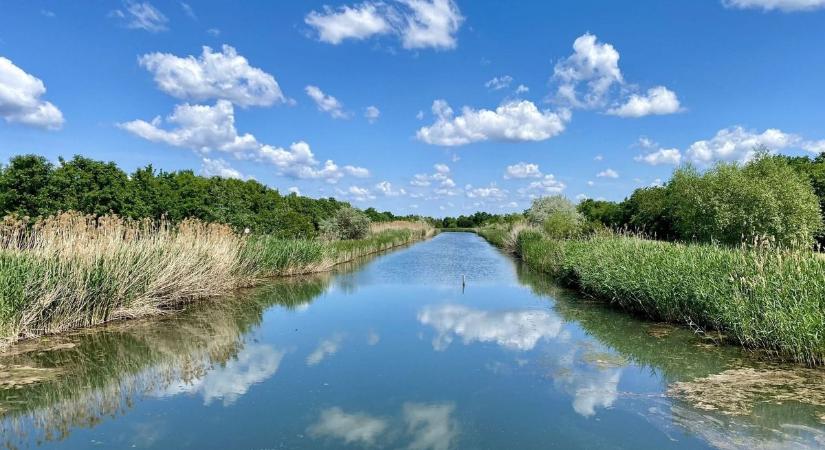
[
  {"left": 438, "top": 211, "right": 522, "bottom": 229},
  {"left": 0, "top": 154, "right": 416, "bottom": 238},
  {"left": 577, "top": 150, "right": 825, "bottom": 247}
]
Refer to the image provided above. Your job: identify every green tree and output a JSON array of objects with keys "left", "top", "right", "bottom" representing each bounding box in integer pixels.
[{"left": 0, "top": 154, "right": 54, "bottom": 217}]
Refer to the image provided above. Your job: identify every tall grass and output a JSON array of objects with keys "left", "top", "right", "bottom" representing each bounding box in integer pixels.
[
  {"left": 481, "top": 224, "right": 825, "bottom": 365},
  {"left": 0, "top": 213, "right": 434, "bottom": 345}
]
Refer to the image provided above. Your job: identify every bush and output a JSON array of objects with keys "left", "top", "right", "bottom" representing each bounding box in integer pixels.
[
  {"left": 527, "top": 195, "right": 583, "bottom": 238},
  {"left": 667, "top": 152, "right": 823, "bottom": 248},
  {"left": 320, "top": 207, "right": 371, "bottom": 240}
]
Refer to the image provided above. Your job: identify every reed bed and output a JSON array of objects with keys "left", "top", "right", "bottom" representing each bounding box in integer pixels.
[
  {"left": 0, "top": 213, "right": 433, "bottom": 345},
  {"left": 480, "top": 226, "right": 825, "bottom": 365}
]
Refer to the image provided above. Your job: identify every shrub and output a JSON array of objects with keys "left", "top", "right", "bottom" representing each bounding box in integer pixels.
[
  {"left": 527, "top": 195, "right": 583, "bottom": 238},
  {"left": 667, "top": 152, "right": 823, "bottom": 248},
  {"left": 320, "top": 207, "right": 372, "bottom": 240}
]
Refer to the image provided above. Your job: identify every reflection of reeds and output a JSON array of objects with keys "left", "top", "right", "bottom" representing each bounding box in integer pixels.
[
  {"left": 0, "top": 274, "right": 331, "bottom": 447},
  {"left": 0, "top": 213, "right": 434, "bottom": 345}
]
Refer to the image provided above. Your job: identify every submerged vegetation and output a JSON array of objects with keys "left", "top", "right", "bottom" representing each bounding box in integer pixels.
[{"left": 0, "top": 213, "right": 433, "bottom": 345}]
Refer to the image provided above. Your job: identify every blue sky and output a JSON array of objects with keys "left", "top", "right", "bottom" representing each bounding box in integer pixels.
[{"left": 1, "top": 0, "right": 825, "bottom": 216}]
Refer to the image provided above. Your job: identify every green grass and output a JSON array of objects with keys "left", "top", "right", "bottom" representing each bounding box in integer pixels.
[{"left": 480, "top": 226, "right": 825, "bottom": 365}]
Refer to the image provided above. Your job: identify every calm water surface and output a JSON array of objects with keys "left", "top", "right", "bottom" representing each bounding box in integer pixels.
[{"left": 2, "top": 232, "right": 824, "bottom": 449}]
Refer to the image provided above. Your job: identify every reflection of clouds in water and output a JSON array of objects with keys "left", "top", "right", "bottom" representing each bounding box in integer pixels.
[
  {"left": 307, "top": 402, "right": 459, "bottom": 449},
  {"left": 160, "top": 343, "right": 284, "bottom": 406},
  {"left": 544, "top": 349, "right": 623, "bottom": 417},
  {"left": 308, "top": 407, "right": 389, "bottom": 446},
  {"left": 367, "top": 330, "right": 380, "bottom": 346},
  {"left": 404, "top": 402, "right": 459, "bottom": 450},
  {"left": 418, "top": 304, "right": 563, "bottom": 351},
  {"left": 306, "top": 333, "right": 345, "bottom": 366}
]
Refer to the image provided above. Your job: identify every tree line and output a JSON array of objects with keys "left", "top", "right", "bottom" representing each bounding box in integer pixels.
[{"left": 0, "top": 154, "right": 413, "bottom": 239}]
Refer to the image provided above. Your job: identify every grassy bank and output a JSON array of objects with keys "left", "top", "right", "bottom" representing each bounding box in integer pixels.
[
  {"left": 479, "top": 225, "right": 825, "bottom": 365},
  {"left": 0, "top": 214, "right": 433, "bottom": 345}
]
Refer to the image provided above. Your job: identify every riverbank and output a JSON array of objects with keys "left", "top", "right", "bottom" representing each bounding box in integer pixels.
[
  {"left": 0, "top": 213, "right": 434, "bottom": 346},
  {"left": 478, "top": 226, "right": 825, "bottom": 365}
]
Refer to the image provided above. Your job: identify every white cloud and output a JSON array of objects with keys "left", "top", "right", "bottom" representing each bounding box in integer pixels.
[
  {"left": 515, "top": 84, "right": 529, "bottom": 94},
  {"left": 288, "top": 186, "right": 301, "bottom": 195},
  {"left": 434, "top": 163, "right": 450, "bottom": 174},
  {"left": 399, "top": 0, "right": 463, "bottom": 50},
  {"left": 0, "top": 57, "right": 64, "bottom": 130},
  {"left": 410, "top": 173, "right": 431, "bottom": 187},
  {"left": 180, "top": 2, "right": 196, "bottom": 19},
  {"left": 636, "top": 136, "right": 658, "bottom": 149},
  {"left": 139, "top": 45, "right": 285, "bottom": 107},
  {"left": 685, "top": 126, "right": 799, "bottom": 163},
  {"left": 207, "top": 28, "right": 220, "bottom": 36},
  {"left": 417, "top": 99, "right": 570, "bottom": 146},
  {"left": 305, "top": 85, "right": 349, "bottom": 119},
  {"left": 201, "top": 158, "right": 247, "bottom": 179},
  {"left": 596, "top": 168, "right": 619, "bottom": 178},
  {"left": 418, "top": 304, "right": 564, "bottom": 351},
  {"left": 553, "top": 33, "right": 681, "bottom": 117},
  {"left": 364, "top": 105, "right": 381, "bottom": 123},
  {"left": 343, "top": 185, "right": 376, "bottom": 201},
  {"left": 723, "top": 0, "right": 825, "bottom": 11},
  {"left": 593, "top": 154, "right": 604, "bottom": 161},
  {"left": 416, "top": 110, "right": 425, "bottom": 120},
  {"left": 111, "top": 2, "right": 168, "bottom": 32},
  {"left": 465, "top": 184, "right": 506, "bottom": 200},
  {"left": 607, "top": 86, "right": 682, "bottom": 118},
  {"left": 553, "top": 33, "right": 623, "bottom": 108},
  {"left": 307, "top": 333, "right": 344, "bottom": 366},
  {"left": 308, "top": 407, "right": 388, "bottom": 445},
  {"left": 305, "top": 0, "right": 463, "bottom": 50},
  {"left": 635, "top": 148, "right": 682, "bottom": 165},
  {"left": 520, "top": 174, "right": 566, "bottom": 195},
  {"left": 120, "top": 101, "right": 367, "bottom": 183},
  {"left": 305, "top": 2, "right": 392, "bottom": 44},
  {"left": 376, "top": 181, "right": 406, "bottom": 196},
  {"left": 804, "top": 140, "right": 825, "bottom": 154},
  {"left": 504, "top": 162, "right": 542, "bottom": 179},
  {"left": 485, "top": 75, "right": 513, "bottom": 90}
]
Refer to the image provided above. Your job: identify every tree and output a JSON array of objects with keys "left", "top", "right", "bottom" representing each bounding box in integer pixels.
[
  {"left": 667, "top": 153, "right": 822, "bottom": 247},
  {"left": 527, "top": 195, "right": 583, "bottom": 238},
  {"left": 0, "top": 155, "right": 54, "bottom": 218},
  {"left": 320, "top": 207, "right": 371, "bottom": 240}
]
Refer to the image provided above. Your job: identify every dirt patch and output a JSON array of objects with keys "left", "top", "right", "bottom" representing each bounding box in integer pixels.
[
  {"left": 668, "top": 366, "right": 825, "bottom": 416},
  {"left": 646, "top": 323, "right": 676, "bottom": 339}
]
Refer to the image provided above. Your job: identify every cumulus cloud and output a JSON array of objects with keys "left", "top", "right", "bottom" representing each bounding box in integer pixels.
[
  {"left": 515, "top": 84, "right": 529, "bottom": 94},
  {"left": 553, "top": 33, "right": 681, "bottom": 117},
  {"left": 305, "top": 0, "right": 463, "bottom": 50},
  {"left": 305, "top": 2, "right": 392, "bottom": 44},
  {"left": 685, "top": 126, "right": 799, "bottom": 163},
  {"left": 723, "top": 0, "right": 825, "bottom": 11},
  {"left": 0, "top": 57, "right": 64, "bottom": 130},
  {"left": 138, "top": 45, "right": 285, "bottom": 107},
  {"left": 305, "top": 85, "right": 349, "bottom": 119},
  {"left": 417, "top": 99, "right": 570, "bottom": 146},
  {"left": 504, "top": 162, "right": 542, "bottom": 179},
  {"left": 519, "top": 174, "right": 566, "bottom": 196},
  {"left": 607, "top": 86, "right": 682, "bottom": 118},
  {"left": 485, "top": 75, "right": 513, "bottom": 90},
  {"left": 418, "top": 304, "right": 564, "bottom": 351},
  {"left": 596, "top": 168, "right": 619, "bottom": 178},
  {"left": 634, "top": 148, "right": 682, "bottom": 165},
  {"left": 308, "top": 407, "right": 389, "bottom": 446},
  {"left": 110, "top": 2, "right": 169, "bottom": 32},
  {"left": 376, "top": 180, "right": 407, "bottom": 196},
  {"left": 465, "top": 184, "right": 506, "bottom": 200},
  {"left": 553, "top": 33, "right": 623, "bottom": 108},
  {"left": 201, "top": 158, "right": 247, "bottom": 179},
  {"left": 120, "top": 101, "right": 367, "bottom": 183},
  {"left": 365, "top": 105, "right": 381, "bottom": 123}
]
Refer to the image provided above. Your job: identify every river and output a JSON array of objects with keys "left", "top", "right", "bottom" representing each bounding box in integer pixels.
[{"left": 1, "top": 232, "right": 824, "bottom": 449}]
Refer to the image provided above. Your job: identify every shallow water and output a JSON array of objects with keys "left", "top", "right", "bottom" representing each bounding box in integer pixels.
[{"left": 1, "top": 232, "right": 824, "bottom": 449}]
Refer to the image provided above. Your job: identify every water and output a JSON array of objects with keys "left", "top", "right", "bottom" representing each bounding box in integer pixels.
[{"left": 2, "top": 232, "right": 824, "bottom": 449}]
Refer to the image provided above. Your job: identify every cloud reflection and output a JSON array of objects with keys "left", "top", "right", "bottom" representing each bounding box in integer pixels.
[
  {"left": 307, "top": 333, "right": 345, "bottom": 366},
  {"left": 418, "top": 304, "right": 563, "bottom": 351},
  {"left": 308, "top": 407, "right": 389, "bottom": 446},
  {"left": 160, "top": 343, "right": 284, "bottom": 406},
  {"left": 404, "top": 402, "right": 459, "bottom": 450}
]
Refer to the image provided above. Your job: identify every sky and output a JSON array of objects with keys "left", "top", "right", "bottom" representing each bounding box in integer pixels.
[{"left": 1, "top": 0, "right": 825, "bottom": 217}]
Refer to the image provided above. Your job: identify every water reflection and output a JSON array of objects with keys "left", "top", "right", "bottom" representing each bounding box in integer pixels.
[
  {"left": 307, "top": 402, "right": 459, "bottom": 450},
  {"left": 418, "top": 304, "right": 564, "bottom": 351},
  {"left": 307, "top": 333, "right": 345, "bottom": 366}
]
